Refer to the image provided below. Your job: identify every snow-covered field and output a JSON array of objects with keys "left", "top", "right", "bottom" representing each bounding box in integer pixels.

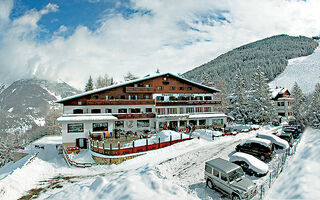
[
  {"left": 1, "top": 126, "right": 316, "bottom": 200},
  {"left": 266, "top": 128, "right": 320, "bottom": 200},
  {"left": 270, "top": 45, "right": 320, "bottom": 94}
]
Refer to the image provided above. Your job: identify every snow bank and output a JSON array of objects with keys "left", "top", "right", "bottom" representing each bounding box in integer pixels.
[
  {"left": 267, "top": 128, "right": 320, "bottom": 199},
  {"left": 46, "top": 167, "right": 196, "bottom": 200},
  {"left": 230, "top": 152, "right": 269, "bottom": 175},
  {"left": 257, "top": 133, "right": 289, "bottom": 150},
  {"left": 192, "top": 129, "right": 223, "bottom": 141}
]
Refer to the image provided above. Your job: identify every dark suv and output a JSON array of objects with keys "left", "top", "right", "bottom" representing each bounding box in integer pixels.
[
  {"left": 283, "top": 126, "right": 300, "bottom": 139},
  {"left": 277, "top": 132, "right": 294, "bottom": 147},
  {"left": 235, "top": 138, "right": 274, "bottom": 162}
]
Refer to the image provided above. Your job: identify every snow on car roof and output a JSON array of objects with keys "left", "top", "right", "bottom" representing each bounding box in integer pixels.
[
  {"left": 230, "top": 152, "right": 269, "bottom": 174},
  {"left": 245, "top": 138, "right": 272, "bottom": 148},
  {"left": 257, "top": 133, "right": 289, "bottom": 149}
]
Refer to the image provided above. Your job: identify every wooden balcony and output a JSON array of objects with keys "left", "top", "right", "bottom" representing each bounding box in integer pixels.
[
  {"left": 125, "top": 87, "right": 155, "bottom": 93},
  {"left": 87, "top": 99, "right": 155, "bottom": 105},
  {"left": 156, "top": 100, "right": 222, "bottom": 106},
  {"left": 114, "top": 113, "right": 156, "bottom": 119}
]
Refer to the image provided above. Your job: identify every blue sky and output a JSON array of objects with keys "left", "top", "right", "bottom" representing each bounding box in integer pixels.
[{"left": 0, "top": 0, "right": 320, "bottom": 89}]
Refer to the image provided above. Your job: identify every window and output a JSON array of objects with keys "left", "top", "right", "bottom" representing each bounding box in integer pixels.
[
  {"left": 204, "top": 107, "right": 211, "bottom": 112},
  {"left": 195, "top": 107, "right": 203, "bottom": 112},
  {"left": 145, "top": 84, "right": 151, "bottom": 87},
  {"left": 130, "top": 108, "right": 141, "bottom": 113},
  {"left": 73, "top": 109, "right": 83, "bottom": 114},
  {"left": 163, "top": 77, "right": 167, "bottom": 81},
  {"left": 78, "top": 101, "right": 82, "bottom": 105},
  {"left": 221, "top": 173, "right": 228, "bottom": 182},
  {"left": 189, "top": 120, "right": 197, "bottom": 126},
  {"left": 146, "top": 108, "right": 152, "bottom": 113},
  {"left": 159, "top": 122, "right": 166, "bottom": 128},
  {"left": 156, "top": 86, "right": 163, "bottom": 90},
  {"left": 180, "top": 120, "right": 187, "bottom": 127},
  {"left": 199, "top": 120, "right": 206, "bottom": 126},
  {"left": 213, "top": 169, "right": 219, "bottom": 177},
  {"left": 92, "top": 122, "right": 108, "bottom": 132},
  {"left": 115, "top": 121, "right": 124, "bottom": 128},
  {"left": 178, "top": 87, "right": 184, "bottom": 90},
  {"left": 288, "top": 112, "right": 292, "bottom": 116},
  {"left": 169, "top": 96, "right": 176, "bottom": 101},
  {"left": 120, "top": 95, "right": 125, "bottom": 99},
  {"left": 137, "top": 120, "right": 150, "bottom": 128},
  {"left": 170, "top": 86, "right": 176, "bottom": 90},
  {"left": 145, "top": 95, "right": 150, "bottom": 99},
  {"left": 157, "top": 96, "right": 164, "bottom": 101},
  {"left": 180, "top": 107, "right": 185, "bottom": 114},
  {"left": 105, "top": 109, "right": 112, "bottom": 113},
  {"left": 106, "top": 96, "right": 109, "bottom": 100},
  {"left": 91, "top": 109, "right": 101, "bottom": 113},
  {"left": 186, "top": 107, "right": 194, "bottom": 113},
  {"left": 156, "top": 108, "right": 165, "bottom": 114},
  {"left": 118, "top": 108, "right": 127, "bottom": 113},
  {"left": 212, "top": 119, "right": 223, "bottom": 125},
  {"left": 278, "top": 102, "right": 285, "bottom": 106},
  {"left": 279, "top": 112, "right": 285, "bottom": 116},
  {"left": 205, "top": 165, "right": 212, "bottom": 174},
  {"left": 204, "top": 96, "right": 212, "bottom": 100},
  {"left": 92, "top": 95, "right": 99, "bottom": 100},
  {"left": 67, "top": 123, "right": 84, "bottom": 133},
  {"left": 196, "top": 96, "right": 203, "bottom": 100},
  {"left": 187, "top": 87, "right": 192, "bottom": 91},
  {"left": 167, "top": 108, "right": 177, "bottom": 114}
]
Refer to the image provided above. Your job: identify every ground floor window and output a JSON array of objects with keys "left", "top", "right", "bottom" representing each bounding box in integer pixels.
[
  {"left": 212, "top": 119, "right": 223, "bottom": 125},
  {"left": 92, "top": 122, "right": 108, "bottom": 132},
  {"left": 67, "top": 123, "right": 84, "bottom": 133},
  {"left": 159, "top": 122, "right": 166, "bottom": 128},
  {"left": 115, "top": 121, "right": 124, "bottom": 128},
  {"left": 91, "top": 109, "right": 101, "bottom": 113},
  {"left": 180, "top": 120, "right": 187, "bottom": 127},
  {"left": 137, "top": 120, "right": 150, "bottom": 128},
  {"left": 189, "top": 120, "right": 197, "bottom": 126},
  {"left": 279, "top": 112, "right": 285, "bottom": 116},
  {"left": 73, "top": 109, "right": 83, "bottom": 114},
  {"left": 199, "top": 119, "right": 206, "bottom": 126}
]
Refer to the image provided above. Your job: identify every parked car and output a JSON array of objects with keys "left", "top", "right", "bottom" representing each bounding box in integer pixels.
[
  {"left": 230, "top": 152, "right": 269, "bottom": 177},
  {"left": 276, "top": 132, "right": 294, "bottom": 147},
  {"left": 256, "top": 133, "right": 289, "bottom": 150},
  {"left": 235, "top": 138, "right": 275, "bottom": 162},
  {"left": 283, "top": 126, "right": 300, "bottom": 139},
  {"left": 205, "top": 158, "right": 257, "bottom": 200}
]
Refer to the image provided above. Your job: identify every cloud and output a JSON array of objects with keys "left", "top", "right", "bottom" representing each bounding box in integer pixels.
[{"left": 0, "top": 0, "right": 320, "bottom": 90}]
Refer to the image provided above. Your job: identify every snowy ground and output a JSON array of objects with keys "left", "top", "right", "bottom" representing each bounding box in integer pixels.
[
  {"left": 0, "top": 126, "right": 309, "bottom": 200},
  {"left": 269, "top": 45, "right": 320, "bottom": 94},
  {"left": 266, "top": 127, "right": 320, "bottom": 200}
]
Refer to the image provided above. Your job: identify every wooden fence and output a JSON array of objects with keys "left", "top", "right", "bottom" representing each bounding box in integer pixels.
[{"left": 90, "top": 134, "right": 192, "bottom": 156}]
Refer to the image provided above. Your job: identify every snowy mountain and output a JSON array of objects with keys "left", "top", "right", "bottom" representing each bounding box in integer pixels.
[
  {"left": 183, "top": 35, "right": 318, "bottom": 91},
  {"left": 0, "top": 78, "right": 79, "bottom": 135},
  {"left": 270, "top": 45, "right": 320, "bottom": 94}
]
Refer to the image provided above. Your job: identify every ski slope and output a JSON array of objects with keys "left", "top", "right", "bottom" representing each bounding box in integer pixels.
[{"left": 270, "top": 45, "right": 320, "bottom": 94}]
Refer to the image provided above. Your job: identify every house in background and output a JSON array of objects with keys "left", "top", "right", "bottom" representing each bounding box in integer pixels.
[
  {"left": 271, "top": 87, "right": 294, "bottom": 122},
  {"left": 56, "top": 73, "right": 227, "bottom": 148}
]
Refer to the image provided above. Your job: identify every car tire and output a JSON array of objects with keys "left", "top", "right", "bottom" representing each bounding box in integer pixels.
[
  {"left": 206, "top": 179, "right": 214, "bottom": 189},
  {"left": 232, "top": 194, "right": 241, "bottom": 200}
]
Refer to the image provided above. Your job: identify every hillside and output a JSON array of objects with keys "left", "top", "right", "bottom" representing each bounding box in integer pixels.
[
  {"left": 183, "top": 35, "right": 318, "bottom": 91},
  {"left": 270, "top": 45, "right": 320, "bottom": 94},
  {"left": 0, "top": 79, "right": 79, "bottom": 135}
]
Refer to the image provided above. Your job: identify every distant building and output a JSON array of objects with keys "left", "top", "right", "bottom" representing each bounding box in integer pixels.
[
  {"left": 56, "top": 73, "right": 227, "bottom": 148},
  {"left": 271, "top": 87, "right": 294, "bottom": 121}
]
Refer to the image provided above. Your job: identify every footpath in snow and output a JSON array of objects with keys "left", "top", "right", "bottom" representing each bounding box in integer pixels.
[{"left": 266, "top": 127, "right": 320, "bottom": 200}]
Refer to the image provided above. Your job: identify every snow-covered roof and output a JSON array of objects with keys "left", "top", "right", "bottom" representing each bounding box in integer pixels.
[
  {"left": 57, "top": 114, "right": 118, "bottom": 122},
  {"left": 188, "top": 113, "right": 227, "bottom": 119},
  {"left": 245, "top": 138, "right": 272, "bottom": 148},
  {"left": 230, "top": 152, "right": 269, "bottom": 174},
  {"left": 56, "top": 73, "right": 220, "bottom": 103},
  {"left": 270, "top": 87, "right": 289, "bottom": 99},
  {"left": 257, "top": 133, "right": 289, "bottom": 149}
]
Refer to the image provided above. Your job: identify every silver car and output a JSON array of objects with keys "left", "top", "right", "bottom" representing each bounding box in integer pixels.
[{"left": 205, "top": 158, "right": 257, "bottom": 200}]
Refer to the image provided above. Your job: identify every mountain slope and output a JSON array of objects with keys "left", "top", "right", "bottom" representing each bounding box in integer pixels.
[
  {"left": 270, "top": 45, "right": 320, "bottom": 94},
  {"left": 183, "top": 34, "right": 318, "bottom": 91},
  {"left": 0, "top": 78, "right": 79, "bottom": 135}
]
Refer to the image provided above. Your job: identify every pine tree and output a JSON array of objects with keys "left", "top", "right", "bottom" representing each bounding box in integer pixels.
[
  {"left": 308, "top": 83, "right": 320, "bottom": 128},
  {"left": 85, "top": 76, "right": 94, "bottom": 91},
  {"left": 248, "top": 67, "right": 276, "bottom": 124},
  {"left": 124, "top": 72, "right": 138, "bottom": 82},
  {"left": 291, "top": 82, "right": 307, "bottom": 126},
  {"left": 215, "top": 77, "right": 229, "bottom": 113},
  {"left": 229, "top": 70, "right": 250, "bottom": 123}
]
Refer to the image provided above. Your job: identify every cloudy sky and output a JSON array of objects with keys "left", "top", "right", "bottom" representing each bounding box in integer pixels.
[{"left": 0, "top": 0, "right": 320, "bottom": 89}]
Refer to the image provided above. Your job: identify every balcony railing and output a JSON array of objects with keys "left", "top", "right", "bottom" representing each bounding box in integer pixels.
[
  {"left": 126, "top": 87, "right": 155, "bottom": 93},
  {"left": 114, "top": 113, "right": 156, "bottom": 119},
  {"left": 87, "top": 99, "right": 155, "bottom": 105},
  {"left": 156, "top": 100, "right": 221, "bottom": 106}
]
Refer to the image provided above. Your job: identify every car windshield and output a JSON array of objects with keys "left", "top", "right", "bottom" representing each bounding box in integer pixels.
[{"left": 228, "top": 168, "right": 244, "bottom": 182}]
